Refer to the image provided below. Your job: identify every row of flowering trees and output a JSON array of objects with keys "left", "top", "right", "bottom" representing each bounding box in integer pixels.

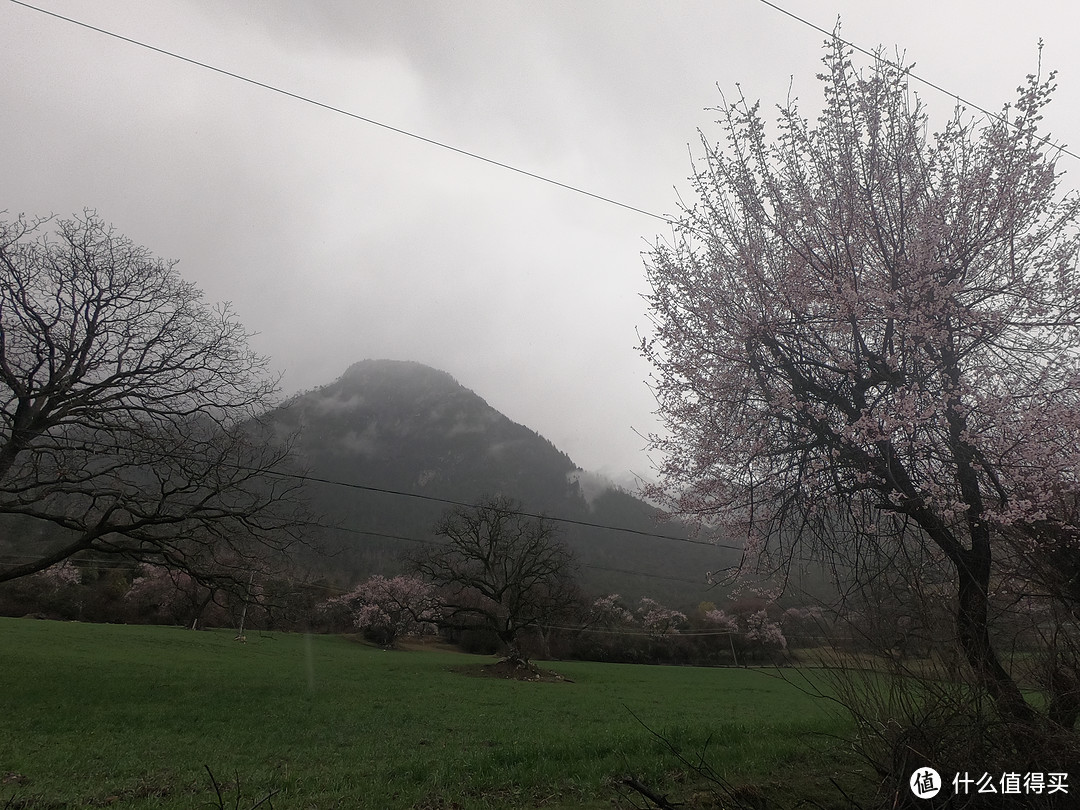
[
  {"left": 579, "top": 593, "right": 792, "bottom": 664},
  {"left": 14, "top": 551, "right": 823, "bottom": 668},
  {"left": 320, "top": 574, "right": 812, "bottom": 667},
  {"left": 0, "top": 559, "right": 333, "bottom": 630},
  {"left": 14, "top": 553, "right": 819, "bottom": 668},
  {"left": 590, "top": 593, "right": 793, "bottom": 650},
  {"left": 0, "top": 560, "right": 224, "bottom": 626}
]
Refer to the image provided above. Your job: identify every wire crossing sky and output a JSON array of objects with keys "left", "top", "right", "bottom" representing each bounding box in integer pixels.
[
  {"left": 13, "top": 0, "right": 1074, "bottom": 221},
  {"left": 10, "top": 0, "right": 678, "bottom": 225}
]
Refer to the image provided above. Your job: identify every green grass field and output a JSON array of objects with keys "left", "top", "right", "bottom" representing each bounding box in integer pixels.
[{"left": 0, "top": 618, "right": 855, "bottom": 808}]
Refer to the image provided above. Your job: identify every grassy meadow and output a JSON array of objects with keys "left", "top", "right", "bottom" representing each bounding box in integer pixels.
[{"left": 0, "top": 618, "right": 856, "bottom": 808}]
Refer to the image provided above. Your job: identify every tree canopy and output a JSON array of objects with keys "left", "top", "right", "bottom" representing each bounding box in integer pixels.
[
  {"left": 642, "top": 41, "right": 1080, "bottom": 725},
  {"left": 0, "top": 211, "right": 308, "bottom": 589},
  {"left": 411, "top": 495, "right": 577, "bottom": 663}
]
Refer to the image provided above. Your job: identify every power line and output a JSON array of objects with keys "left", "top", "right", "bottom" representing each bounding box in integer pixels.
[
  {"left": 13, "top": 0, "right": 1072, "bottom": 277},
  {"left": 4, "top": 432, "right": 890, "bottom": 577},
  {"left": 16, "top": 0, "right": 1075, "bottom": 172},
  {"left": 580, "top": 564, "right": 706, "bottom": 586},
  {"left": 268, "top": 511, "right": 722, "bottom": 586},
  {"left": 282, "top": 467, "right": 743, "bottom": 552},
  {"left": 312, "top": 525, "right": 711, "bottom": 585},
  {"left": 9, "top": 0, "right": 1074, "bottom": 249},
  {"left": 543, "top": 623, "right": 732, "bottom": 638},
  {"left": 1, "top": 428, "right": 920, "bottom": 577},
  {"left": 0, "top": 522, "right": 713, "bottom": 587},
  {"left": 754, "top": 0, "right": 1080, "bottom": 162},
  {"left": 3, "top": 430, "right": 743, "bottom": 554},
  {"left": 9, "top": 0, "right": 674, "bottom": 225}
]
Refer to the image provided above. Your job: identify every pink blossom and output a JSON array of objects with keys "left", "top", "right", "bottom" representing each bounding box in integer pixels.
[
  {"left": 704, "top": 608, "right": 739, "bottom": 632},
  {"left": 38, "top": 560, "right": 81, "bottom": 587},
  {"left": 637, "top": 597, "right": 687, "bottom": 638},
  {"left": 327, "top": 574, "right": 440, "bottom": 646},
  {"left": 591, "top": 593, "right": 634, "bottom": 626},
  {"left": 745, "top": 610, "right": 787, "bottom": 651}
]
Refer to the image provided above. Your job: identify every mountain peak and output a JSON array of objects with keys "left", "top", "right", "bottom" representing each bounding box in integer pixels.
[
  {"left": 275, "top": 360, "right": 577, "bottom": 501},
  {"left": 328, "top": 359, "right": 495, "bottom": 422},
  {"left": 340, "top": 359, "right": 458, "bottom": 387}
]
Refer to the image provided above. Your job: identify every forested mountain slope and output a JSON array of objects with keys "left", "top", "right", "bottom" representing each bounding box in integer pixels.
[{"left": 271, "top": 360, "right": 736, "bottom": 606}]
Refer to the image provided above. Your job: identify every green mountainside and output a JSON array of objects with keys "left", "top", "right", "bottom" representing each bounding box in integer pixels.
[{"left": 272, "top": 360, "right": 736, "bottom": 607}]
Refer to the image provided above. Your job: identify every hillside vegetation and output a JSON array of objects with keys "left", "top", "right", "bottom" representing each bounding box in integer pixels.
[
  {"left": 0, "top": 359, "right": 738, "bottom": 616},
  {"left": 272, "top": 360, "right": 737, "bottom": 605}
]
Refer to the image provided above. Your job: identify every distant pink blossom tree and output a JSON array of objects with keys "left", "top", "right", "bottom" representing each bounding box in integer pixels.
[
  {"left": 329, "top": 574, "right": 439, "bottom": 647},
  {"left": 642, "top": 37, "right": 1080, "bottom": 724},
  {"left": 589, "top": 593, "right": 634, "bottom": 628},
  {"left": 37, "top": 560, "right": 82, "bottom": 588},
  {"left": 703, "top": 608, "right": 739, "bottom": 634},
  {"left": 705, "top": 605, "right": 787, "bottom": 658},
  {"left": 125, "top": 563, "right": 217, "bottom": 628},
  {"left": 637, "top": 597, "right": 686, "bottom": 639},
  {"left": 781, "top": 607, "right": 830, "bottom": 648},
  {"left": 744, "top": 610, "right": 787, "bottom": 652}
]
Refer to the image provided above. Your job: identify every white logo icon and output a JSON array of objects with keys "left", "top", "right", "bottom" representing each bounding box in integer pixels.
[{"left": 910, "top": 768, "right": 942, "bottom": 798}]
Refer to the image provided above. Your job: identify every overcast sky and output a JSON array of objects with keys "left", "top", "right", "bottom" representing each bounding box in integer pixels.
[{"left": 4, "top": 1, "right": 1080, "bottom": 484}]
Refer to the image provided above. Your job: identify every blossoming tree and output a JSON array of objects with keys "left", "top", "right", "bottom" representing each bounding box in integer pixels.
[
  {"left": 328, "top": 574, "right": 440, "bottom": 647},
  {"left": 642, "top": 40, "right": 1080, "bottom": 725},
  {"left": 637, "top": 597, "right": 687, "bottom": 639},
  {"left": 588, "top": 593, "right": 634, "bottom": 628}
]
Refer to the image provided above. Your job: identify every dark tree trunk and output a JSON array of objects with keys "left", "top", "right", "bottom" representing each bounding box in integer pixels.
[
  {"left": 1048, "top": 667, "right": 1080, "bottom": 729},
  {"left": 497, "top": 629, "right": 528, "bottom": 667},
  {"left": 189, "top": 590, "right": 215, "bottom": 631},
  {"left": 955, "top": 549, "right": 1036, "bottom": 725}
]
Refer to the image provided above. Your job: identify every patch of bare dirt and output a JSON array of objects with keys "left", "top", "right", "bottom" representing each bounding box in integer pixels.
[{"left": 455, "top": 658, "right": 573, "bottom": 683}]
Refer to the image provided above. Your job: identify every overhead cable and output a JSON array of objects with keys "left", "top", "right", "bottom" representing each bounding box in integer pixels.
[
  {"left": 9, "top": 0, "right": 675, "bottom": 224},
  {"left": 755, "top": 0, "right": 1078, "bottom": 161}
]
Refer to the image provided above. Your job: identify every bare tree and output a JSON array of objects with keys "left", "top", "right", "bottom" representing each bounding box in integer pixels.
[
  {"left": 642, "top": 38, "right": 1080, "bottom": 728},
  {"left": 411, "top": 496, "right": 577, "bottom": 664},
  {"left": 0, "top": 211, "right": 308, "bottom": 590}
]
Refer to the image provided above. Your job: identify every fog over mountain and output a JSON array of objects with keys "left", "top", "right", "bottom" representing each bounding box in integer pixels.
[{"left": 272, "top": 359, "right": 735, "bottom": 606}]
